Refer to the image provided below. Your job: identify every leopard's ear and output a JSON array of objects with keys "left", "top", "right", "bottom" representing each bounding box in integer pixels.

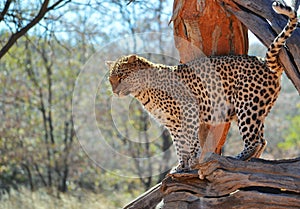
[
  {"left": 127, "top": 54, "right": 137, "bottom": 63},
  {"left": 105, "top": 61, "right": 115, "bottom": 69}
]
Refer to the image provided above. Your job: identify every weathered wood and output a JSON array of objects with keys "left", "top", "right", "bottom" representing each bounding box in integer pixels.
[
  {"left": 123, "top": 154, "right": 300, "bottom": 209},
  {"left": 123, "top": 183, "right": 162, "bottom": 209},
  {"left": 163, "top": 190, "right": 300, "bottom": 209},
  {"left": 166, "top": 154, "right": 300, "bottom": 195},
  {"left": 162, "top": 154, "right": 300, "bottom": 208}
]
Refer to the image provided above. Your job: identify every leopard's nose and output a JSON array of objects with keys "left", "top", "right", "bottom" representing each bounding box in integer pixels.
[
  {"left": 110, "top": 82, "right": 119, "bottom": 93},
  {"left": 112, "top": 84, "right": 122, "bottom": 96}
]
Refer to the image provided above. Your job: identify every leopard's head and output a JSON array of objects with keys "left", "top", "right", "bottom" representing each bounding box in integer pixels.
[{"left": 106, "top": 54, "right": 151, "bottom": 96}]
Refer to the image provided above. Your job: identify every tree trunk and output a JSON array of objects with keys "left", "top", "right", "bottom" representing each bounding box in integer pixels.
[
  {"left": 162, "top": 154, "right": 300, "bottom": 209},
  {"left": 170, "top": 0, "right": 248, "bottom": 158},
  {"left": 123, "top": 154, "right": 300, "bottom": 209}
]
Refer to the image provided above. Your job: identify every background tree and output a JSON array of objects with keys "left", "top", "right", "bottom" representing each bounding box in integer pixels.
[
  {"left": 0, "top": 0, "right": 175, "bottom": 197},
  {"left": 0, "top": 0, "right": 74, "bottom": 59}
]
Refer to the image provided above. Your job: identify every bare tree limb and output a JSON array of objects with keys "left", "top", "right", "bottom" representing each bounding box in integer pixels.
[
  {"left": 48, "top": 0, "right": 71, "bottom": 11},
  {"left": 0, "top": 0, "right": 72, "bottom": 59},
  {"left": 123, "top": 183, "right": 163, "bottom": 209},
  {"left": 0, "top": 0, "right": 12, "bottom": 22}
]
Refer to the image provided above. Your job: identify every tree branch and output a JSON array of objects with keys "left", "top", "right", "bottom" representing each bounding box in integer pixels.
[
  {"left": 123, "top": 183, "right": 163, "bottom": 209},
  {"left": 0, "top": 0, "right": 71, "bottom": 59},
  {"left": 0, "top": 0, "right": 12, "bottom": 22},
  {"left": 47, "top": 0, "right": 71, "bottom": 11}
]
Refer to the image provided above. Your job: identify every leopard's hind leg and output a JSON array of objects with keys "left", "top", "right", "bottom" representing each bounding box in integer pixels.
[
  {"left": 251, "top": 124, "right": 267, "bottom": 158},
  {"left": 235, "top": 106, "right": 267, "bottom": 160}
]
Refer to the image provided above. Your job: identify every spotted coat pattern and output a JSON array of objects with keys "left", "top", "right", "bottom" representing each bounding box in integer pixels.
[{"left": 107, "top": 2, "right": 298, "bottom": 173}]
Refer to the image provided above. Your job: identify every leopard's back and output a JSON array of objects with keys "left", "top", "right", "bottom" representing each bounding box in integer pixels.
[{"left": 177, "top": 55, "right": 281, "bottom": 124}]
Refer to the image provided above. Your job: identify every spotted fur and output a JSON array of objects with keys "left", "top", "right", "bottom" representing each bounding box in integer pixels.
[{"left": 107, "top": 2, "right": 298, "bottom": 173}]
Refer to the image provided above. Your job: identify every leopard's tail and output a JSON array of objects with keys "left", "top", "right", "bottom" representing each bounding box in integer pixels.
[{"left": 265, "top": 1, "right": 298, "bottom": 73}]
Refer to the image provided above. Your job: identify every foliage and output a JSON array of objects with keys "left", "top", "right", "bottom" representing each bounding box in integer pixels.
[
  {"left": 0, "top": 187, "right": 134, "bottom": 209},
  {"left": 0, "top": 0, "right": 173, "bottom": 201},
  {"left": 278, "top": 104, "right": 300, "bottom": 155}
]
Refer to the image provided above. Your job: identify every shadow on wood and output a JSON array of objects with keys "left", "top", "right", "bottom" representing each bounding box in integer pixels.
[{"left": 123, "top": 153, "right": 300, "bottom": 209}]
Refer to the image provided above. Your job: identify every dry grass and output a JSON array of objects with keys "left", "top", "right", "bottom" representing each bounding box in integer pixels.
[{"left": 0, "top": 187, "right": 134, "bottom": 209}]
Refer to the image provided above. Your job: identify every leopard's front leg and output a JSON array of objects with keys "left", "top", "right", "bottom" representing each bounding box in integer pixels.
[
  {"left": 169, "top": 136, "right": 200, "bottom": 173},
  {"left": 168, "top": 130, "right": 191, "bottom": 174},
  {"left": 184, "top": 103, "right": 201, "bottom": 169},
  {"left": 188, "top": 135, "right": 201, "bottom": 169},
  {"left": 169, "top": 103, "right": 200, "bottom": 173}
]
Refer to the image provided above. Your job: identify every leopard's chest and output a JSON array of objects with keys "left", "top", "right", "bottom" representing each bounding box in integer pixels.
[{"left": 136, "top": 89, "right": 183, "bottom": 127}]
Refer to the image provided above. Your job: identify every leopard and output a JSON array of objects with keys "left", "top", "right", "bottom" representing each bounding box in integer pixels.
[{"left": 107, "top": 1, "right": 298, "bottom": 173}]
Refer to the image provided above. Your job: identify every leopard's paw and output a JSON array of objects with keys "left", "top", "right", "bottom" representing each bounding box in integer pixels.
[
  {"left": 169, "top": 163, "right": 189, "bottom": 174},
  {"left": 188, "top": 157, "right": 199, "bottom": 169}
]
